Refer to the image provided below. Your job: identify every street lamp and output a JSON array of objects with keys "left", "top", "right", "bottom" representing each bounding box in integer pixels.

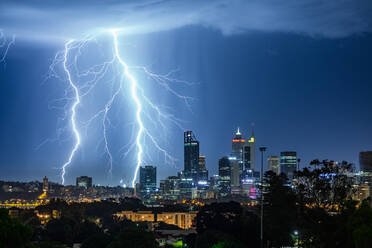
[
  {"left": 259, "top": 147, "right": 267, "bottom": 248},
  {"left": 293, "top": 230, "right": 299, "bottom": 247}
]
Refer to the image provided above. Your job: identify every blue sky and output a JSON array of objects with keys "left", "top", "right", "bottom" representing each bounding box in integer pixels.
[{"left": 1, "top": 0, "right": 372, "bottom": 185}]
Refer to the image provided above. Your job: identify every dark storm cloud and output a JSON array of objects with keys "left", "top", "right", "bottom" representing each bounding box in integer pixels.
[{"left": 1, "top": 0, "right": 371, "bottom": 41}]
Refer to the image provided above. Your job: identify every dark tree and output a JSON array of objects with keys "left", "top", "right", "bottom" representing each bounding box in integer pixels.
[
  {"left": 0, "top": 209, "right": 34, "bottom": 248},
  {"left": 81, "top": 233, "right": 112, "bottom": 248},
  {"left": 37, "top": 241, "right": 67, "bottom": 248},
  {"left": 263, "top": 171, "right": 297, "bottom": 247},
  {"left": 347, "top": 200, "right": 372, "bottom": 248},
  {"left": 44, "top": 217, "right": 75, "bottom": 245},
  {"left": 294, "top": 160, "right": 355, "bottom": 247},
  {"left": 295, "top": 160, "right": 354, "bottom": 209},
  {"left": 73, "top": 220, "right": 101, "bottom": 243},
  {"left": 196, "top": 201, "right": 259, "bottom": 247},
  {"left": 106, "top": 228, "right": 158, "bottom": 248},
  {"left": 196, "top": 230, "right": 244, "bottom": 248}
]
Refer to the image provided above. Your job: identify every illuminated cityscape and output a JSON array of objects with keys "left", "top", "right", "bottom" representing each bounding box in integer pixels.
[
  {"left": 1, "top": 127, "right": 372, "bottom": 247},
  {"left": 1, "top": 0, "right": 372, "bottom": 247}
]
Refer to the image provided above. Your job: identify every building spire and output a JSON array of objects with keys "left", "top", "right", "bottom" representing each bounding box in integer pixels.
[{"left": 236, "top": 127, "right": 241, "bottom": 136}]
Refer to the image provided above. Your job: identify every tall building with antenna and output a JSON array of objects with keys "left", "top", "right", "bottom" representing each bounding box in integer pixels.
[
  {"left": 231, "top": 127, "right": 255, "bottom": 171},
  {"left": 231, "top": 126, "right": 256, "bottom": 196},
  {"left": 184, "top": 130, "right": 200, "bottom": 184},
  {"left": 231, "top": 127, "right": 245, "bottom": 163}
]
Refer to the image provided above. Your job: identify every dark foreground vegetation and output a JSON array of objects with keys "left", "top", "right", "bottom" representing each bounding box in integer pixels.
[{"left": 1, "top": 160, "right": 372, "bottom": 248}]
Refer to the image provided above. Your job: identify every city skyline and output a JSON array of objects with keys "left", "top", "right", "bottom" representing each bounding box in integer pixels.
[
  {"left": 1, "top": 2, "right": 372, "bottom": 186},
  {"left": 1, "top": 2, "right": 372, "bottom": 248},
  {"left": 0, "top": 127, "right": 369, "bottom": 188}
]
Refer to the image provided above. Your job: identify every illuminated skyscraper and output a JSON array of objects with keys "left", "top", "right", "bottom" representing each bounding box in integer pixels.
[
  {"left": 268, "top": 156, "right": 280, "bottom": 175},
  {"left": 218, "top": 156, "right": 231, "bottom": 197},
  {"left": 199, "top": 155, "right": 206, "bottom": 170},
  {"left": 231, "top": 128, "right": 245, "bottom": 163},
  {"left": 198, "top": 154, "right": 208, "bottom": 184},
  {"left": 231, "top": 127, "right": 255, "bottom": 171},
  {"left": 243, "top": 130, "right": 255, "bottom": 171},
  {"left": 232, "top": 127, "right": 256, "bottom": 196},
  {"left": 139, "top": 166, "right": 157, "bottom": 197},
  {"left": 280, "top": 152, "right": 297, "bottom": 180},
  {"left": 184, "top": 131, "right": 200, "bottom": 183},
  {"left": 230, "top": 157, "right": 241, "bottom": 194}
]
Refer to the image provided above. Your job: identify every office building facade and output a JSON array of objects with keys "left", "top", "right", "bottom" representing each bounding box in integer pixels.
[
  {"left": 218, "top": 156, "right": 231, "bottom": 196},
  {"left": 160, "top": 176, "right": 180, "bottom": 200},
  {"left": 280, "top": 152, "right": 297, "bottom": 180},
  {"left": 198, "top": 155, "right": 208, "bottom": 185},
  {"left": 184, "top": 131, "right": 200, "bottom": 183},
  {"left": 139, "top": 166, "right": 157, "bottom": 197},
  {"left": 231, "top": 128, "right": 245, "bottom": 163},
  {"left": 230, "top": 157, "right": 241, "bottom": 194}
]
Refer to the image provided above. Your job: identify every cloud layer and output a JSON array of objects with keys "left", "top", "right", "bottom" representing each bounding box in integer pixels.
[{"left": 1, "top": 0, "right": 371, "bottom": 41}]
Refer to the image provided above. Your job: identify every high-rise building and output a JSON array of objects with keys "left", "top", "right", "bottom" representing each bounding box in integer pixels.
[
  {"left": 43, "top": 176, "right": 48, "bottom": 193},
  {"left": 231, "top": 128, "right": 245, "bottom": 162},
  {"left": 359, "top": 151, "right": 372, "bottom": 200},
  {"left": 139, "top": 166, "right": 157, "bottom": 197},
  {"left": 76, "top": 176, "right": 92, "bottom": 188},
  {"left": 160, "top": 176, "right": 180, "bottom": 200},
  {"left": 184, "top": 131, "right": 200, "bottom": 183},
  {"left": 243, "top": 130, "right": 255, "bottom": 171},
  {"left": 231, "top": 127, "right": 255, "bottom": 171},
  {"left": 198, "top": 155, "right": 206, "bottom": 170},
  {"left": 178, "top": 172, "right": 194, "bottom": 199},
  {"left": 280, "top": 152, "right": 297, "bottom": 180},
  {"left": 268, "top": 156, "right": 280, "bottom": 175},
  {"left": 231, "top": 127, "right": 255, "bottom": 196},
  {"left": 230, "top": 157, "right": 241, "bottom": 194},
  {"left": 198, "top": 155, "right": 208, "bottom": 185},
  {"left": 218, "top": 156, "right": 231, "bottom": 197},
  {"left": 209, "top": 175, "right": 220, "bottom": 192},
  {"left": 360, "top": 151, "right": 372, "bottom": 172}
]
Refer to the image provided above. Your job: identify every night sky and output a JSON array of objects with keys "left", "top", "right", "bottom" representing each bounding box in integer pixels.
[{"left": 1, "top": 0, "right": 372, "bottom": 185}]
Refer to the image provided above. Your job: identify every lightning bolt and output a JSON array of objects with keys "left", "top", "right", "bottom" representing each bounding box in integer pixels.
[
  {"left": 102, "top": 76, "right": 123, "bottom": 177},
  {"left": 111, "top": 30, "right": 144, "bottom": 187},
  {"left": 0, "top": 30, "right": 15, "bottom": 66},
  {"left": 60, "top": 40, "right": 81, "bottom": 185},
  {"left": 44, "top": 30, "right": 193, "bottom": 186}
]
